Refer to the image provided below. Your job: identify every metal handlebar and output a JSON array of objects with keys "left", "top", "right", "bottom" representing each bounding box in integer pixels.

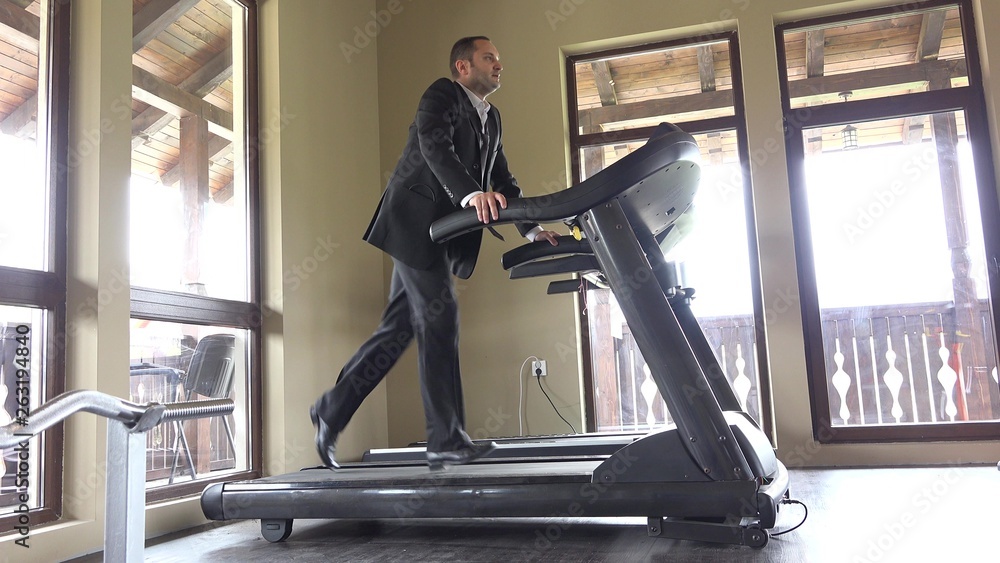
[
  {"left": 0, "top": 389, "right": 234, "bottom": 448},
  {"left": 1, "top": 389, "right": 235, "bottom": 562}
]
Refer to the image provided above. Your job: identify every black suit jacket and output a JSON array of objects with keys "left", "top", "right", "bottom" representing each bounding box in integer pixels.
[{"left": 364, "top": 78, "right": 534, "bottom": 279}]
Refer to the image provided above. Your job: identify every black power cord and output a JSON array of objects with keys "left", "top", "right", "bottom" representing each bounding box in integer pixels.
[
  {"left": 536, "top": 374, "right": 578, "bottom": 434},
  {"left": 770, "top": 498, "right": 808, "bottom": 537}
]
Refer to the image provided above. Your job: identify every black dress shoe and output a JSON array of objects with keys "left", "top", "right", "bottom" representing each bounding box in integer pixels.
[
  {"left": 426, "top": 441, "right": 497, "bottom": 470},
  {"left": 309, "top": 406, "right": 339, "bottom": 469}
]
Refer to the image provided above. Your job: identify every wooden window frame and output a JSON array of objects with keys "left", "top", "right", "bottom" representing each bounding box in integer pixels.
[
  {"left": 566, "top": 31, "right": 775, "bottom": 441},
  {"left": 775, "top": 0, "right": 1000, "bottom": 443},
  {"left": 130, "top": 0, "right": 262, "bottom": 503},
  {"left": 0, "top": 0, "right": 71, "bottom": 531}
]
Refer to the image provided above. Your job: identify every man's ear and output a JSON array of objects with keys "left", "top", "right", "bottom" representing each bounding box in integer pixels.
[{"left": 454, "top": 59, "right": 469, "bottom": 77}]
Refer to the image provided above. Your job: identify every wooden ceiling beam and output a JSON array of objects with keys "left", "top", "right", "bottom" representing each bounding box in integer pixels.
[
  {"left": 901, "top": 10, "right": 946, "bottom": 144},
  {"left": 805, "top": 30, "right": 825, "bottom": 78},
  {"left": 579, "top": 89, "right": 734, "bottom": 127},
  {"left": 915, "top": 9, "right": 946, "bottom": 61},
  {"left": 133, "top": 0, "right": 203, "bottom": 53},
  {"left": 697, "top": 46, "right": 716, "bottom": 92},
  {"left": 132, "top": 46, "right": 233, "bottom": 150},
  {"left": 213, "top": 181, "right": 234, "bottom": 204},
  {"left": 160, "top": 134, "right": 232, "bottom": 187},
  {"left": 132, "top": 65, "right": 233, "bottom": 139},
  {"left": 180, "top": 46, "right": 234, "bottom": 97},
  {"left": 590, "top": 61, "right": 618, "bottom": 106},
  {"left": 0, "top": 0, "right": 39, "bottom": 53},
  {"left": 0, "top": 91, "right": 35, "bottom": 137},
  {"left": 789, "top": 58, "right": 964, "bottom": 101}
]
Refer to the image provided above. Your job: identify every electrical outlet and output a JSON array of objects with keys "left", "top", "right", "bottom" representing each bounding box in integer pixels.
[{"left": 532, "top": 360, "right": 547, "bottom": 377}]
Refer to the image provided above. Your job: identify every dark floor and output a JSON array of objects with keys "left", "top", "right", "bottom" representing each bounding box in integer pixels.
[{"left": 69, "top": 465, "right": 999, "bottom": 562}]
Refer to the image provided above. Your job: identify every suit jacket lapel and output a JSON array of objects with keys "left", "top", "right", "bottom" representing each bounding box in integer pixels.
[{"left": 453, "top": 81, "right": 489, "bottom": 186}]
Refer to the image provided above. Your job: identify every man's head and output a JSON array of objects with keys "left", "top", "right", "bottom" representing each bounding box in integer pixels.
[{"left": 450, "top": 36, "right": 502, "bottom": 99}]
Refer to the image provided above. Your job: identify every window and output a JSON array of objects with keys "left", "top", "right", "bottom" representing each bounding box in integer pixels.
[
  {"left": 777, "top": 0, "right": 1000, "bottom": 442},
  {"left": 0, "top": 0, "right": 70, "bottom": 530},
  {"left": 567, "top": 32, "right": 773, "bottom": 436},
  {"left": 128, "top": 0, "right": 260, "bottom": 500}
]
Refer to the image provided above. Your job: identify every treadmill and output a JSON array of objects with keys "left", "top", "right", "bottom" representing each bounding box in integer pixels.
[{"left": 201, "top": 123, "right": 790, "bottom": 549}]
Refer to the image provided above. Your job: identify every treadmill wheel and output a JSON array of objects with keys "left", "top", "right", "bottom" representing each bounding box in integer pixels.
[
  {"left": 261, "top": 518, "right": 293, "bottom": 543},
  {"left": 745, "top": 525, "right": 768, "bottom": 549}
]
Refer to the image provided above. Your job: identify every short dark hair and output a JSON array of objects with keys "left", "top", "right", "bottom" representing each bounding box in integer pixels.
[{"left": 450, "top": 36, "right": 490, "bottom": 78}]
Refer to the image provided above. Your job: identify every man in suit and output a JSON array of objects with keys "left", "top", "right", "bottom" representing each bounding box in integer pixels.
[{"left": 311, "top": 36, "right": 559, "bottom": 470}]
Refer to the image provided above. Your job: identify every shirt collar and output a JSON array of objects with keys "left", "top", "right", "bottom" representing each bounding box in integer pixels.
[{"left": 457, "top": 81, "right": 491, "bottom": 122}]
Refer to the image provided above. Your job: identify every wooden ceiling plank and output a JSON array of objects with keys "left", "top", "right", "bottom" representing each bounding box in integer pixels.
[
  {"left": 697, "top": 45, "right": 716, "bottom": 92},
  {"left": 133, "top": 0, "right": 202, "bottom": 53},
  {"left": 0, "top": 0, "right": 39, "bottom": 54},
  {"left": 132, "top": 65, "right": 233, "bottom": 138},
  {"left": 915, "top": 9, "right": 946, "bottom": 61},
  {"left": 0, "top": 89, "right": 33, "bottom": 137},
  {"left": 590, "top": 61, "right": 618, "bottom": 106},
  {"left": 805, "top": 30, "right": 825, "bottom": 78}
]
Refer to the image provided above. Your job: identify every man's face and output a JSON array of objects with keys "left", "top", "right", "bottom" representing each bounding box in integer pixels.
[{"left": 460, "top": 40, "right": 502, "bottom": 98}]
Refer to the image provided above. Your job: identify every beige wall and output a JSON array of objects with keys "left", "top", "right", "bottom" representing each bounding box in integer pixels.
[
  {"left": 374, "top": 0, "right": 1000, "bottom": 466},
  {"left": 5, "top": 0, "right": 1000, "bottom": 560}
]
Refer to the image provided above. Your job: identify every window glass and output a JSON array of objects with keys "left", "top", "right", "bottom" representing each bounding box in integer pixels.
[
  {"left": 783, "top": 7, "right": 967, "bottom": 109},
  {"left": 0, "top": 0, "right": 67, "bottom": 527},
  {"left": 582, "top": 130, "right": 762, "bottom": 430},
  {"left": 130, "top": 319, "right": 250, "bottom": 487},
  {"left": 0, "top": 308, "right": 46, "bottom": 516},
  {"left": 572, "top": 39, "right": 735, "bottom": 137},
  {"left": 129, "top": 0, "right": 248, "bottom": 301},
  {"left": 0, "top": 0, "right": 46, "bottom": 271},
  {"left": 801, "top": 112, "right": 998, "bottom": 426}
]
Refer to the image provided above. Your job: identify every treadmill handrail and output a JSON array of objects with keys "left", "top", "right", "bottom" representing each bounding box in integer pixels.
[
  {"left": 429, "top": 123, "right": 698, "bottom": 243},
  {"left": 0, "top": 388, "right": 234, "bottom": 448}
]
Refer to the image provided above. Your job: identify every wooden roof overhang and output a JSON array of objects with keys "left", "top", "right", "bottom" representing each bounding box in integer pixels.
[{"left": 0, "top": 0, "right": 236, "bottom": 201}]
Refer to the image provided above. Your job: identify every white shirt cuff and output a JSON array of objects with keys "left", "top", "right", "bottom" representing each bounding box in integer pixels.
[
  {"left": 525, "top": 226, "right": 543, "bottom": 241},
  {"left": 461, "top": 191, "right": 482, "bottom": 208}
]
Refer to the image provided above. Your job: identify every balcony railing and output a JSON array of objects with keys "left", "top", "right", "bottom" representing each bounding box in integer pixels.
[{"left": 593, "top": 298, "right": 999, "bottom": 432}]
